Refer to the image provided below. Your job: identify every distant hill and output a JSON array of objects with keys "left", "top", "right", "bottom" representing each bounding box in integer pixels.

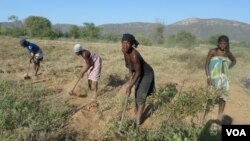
[
  {"left": 165, "top": 18, "right": 250, "bottom": 41},
  {"left": 0, "top": 20, "right": 23, "bottom": 28},
  {"left": 99, "top": 22, "right": 160, "bottom": 36},
  {"left": 100, "top": 18, "right": 250, "bottom": 41},
  {"left": 1, "top": 18, "right": 250, "bottom": 41}
]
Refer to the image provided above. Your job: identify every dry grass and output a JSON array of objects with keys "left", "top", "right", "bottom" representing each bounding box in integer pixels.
[{"left": 1, "top": 36, "right": 250, "bottom": 140}]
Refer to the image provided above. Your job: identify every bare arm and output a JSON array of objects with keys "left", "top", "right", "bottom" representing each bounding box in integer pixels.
[
  {"left": 81, "top": 51, "right": 91, "bottom": 77},
  {"left": 128, "top": 69, "right": 134, "bottom": 83},
  {"left": 30, "top": 52, "right": 35, "bottom": 63},
  {"left": 205, "top": 49, "right": 214, "bottom": 78},
  {"left": 228, "top": 52, "right": 236, "bottom": 69},
  {"left": 205, "top": 49, "right": 214, "bottom": 85},
  {"left": 127, "top": 52, "right": 141, "bottom": 93}
]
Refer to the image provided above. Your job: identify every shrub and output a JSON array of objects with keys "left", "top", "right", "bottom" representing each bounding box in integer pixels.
[
  {"left": 0, "top": 81, "right": 71, "bottom": 140},
  {"left": 99, "top": 85, "right": 216, "bottom": 140}
]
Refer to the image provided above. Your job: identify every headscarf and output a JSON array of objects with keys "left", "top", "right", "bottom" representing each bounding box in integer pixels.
[
  {"left": 121, "top": 33, "right": 139, "bottom": 48},
  {"left": 73, "top": 44, "right": 84, "bottom": 53}
]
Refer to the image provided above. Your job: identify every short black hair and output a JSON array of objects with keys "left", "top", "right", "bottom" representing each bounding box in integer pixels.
[{"left": 218, "top": 35, "right": 229, "bottom": 43}]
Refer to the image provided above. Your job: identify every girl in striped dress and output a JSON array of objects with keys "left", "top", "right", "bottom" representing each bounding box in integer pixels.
[{"left": 205, "top": 35, "right": 236, "bottom": 121}]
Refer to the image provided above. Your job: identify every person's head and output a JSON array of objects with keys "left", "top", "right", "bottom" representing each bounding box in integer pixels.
[
  {"left": 217, "top": 35, "right": 230, "bottom": 53},
  {"left": 20, "top": 39, "right": 29, "bottom": 47},
  {"left": 73, "top": 44, "right": 84, "bottom": 56},
  {"left": 121, "top": 33, "right": 139, "bottom": 53}
]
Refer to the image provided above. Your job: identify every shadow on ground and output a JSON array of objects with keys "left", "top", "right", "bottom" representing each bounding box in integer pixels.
[{"left": 198, "top": 115, "right": 233, "bottom": 141}]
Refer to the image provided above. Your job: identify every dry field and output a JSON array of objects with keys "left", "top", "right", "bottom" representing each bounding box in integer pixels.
[{"left": 0, "top": 36, "right": 250, "bottom": 140}]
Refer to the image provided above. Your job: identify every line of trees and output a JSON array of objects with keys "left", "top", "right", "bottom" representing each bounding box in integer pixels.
[
  {"left": 0, "top": 15, "right": 119, "bottom": 41},
  {"left": 2, "top": 15, "right": 243, "bottom": 47},
  {"left": 0, "top": 16, "right": 61, "bottom": 39}
]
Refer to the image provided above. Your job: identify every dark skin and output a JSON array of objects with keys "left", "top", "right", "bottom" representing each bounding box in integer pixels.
[
  {"left": 122, "top": 40, "right": 144, "bottom": 126},
  {"left": 21, "top": 44, "right": 41, "bottom": 76},
  {"left": 76, "top": 50, "right": 98, "bottom": 100},
  {"left": 204, "top": 41, "right": 236, "bottom": 121}
]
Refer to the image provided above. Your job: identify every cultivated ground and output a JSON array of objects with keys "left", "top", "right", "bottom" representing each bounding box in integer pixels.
[{"left": 0, "top": 36, "right": 249, "bottom": 140}]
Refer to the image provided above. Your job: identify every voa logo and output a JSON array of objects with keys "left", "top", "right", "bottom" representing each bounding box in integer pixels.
[{"left": 226, "top": 129, "right": 246, "bottom": 136}]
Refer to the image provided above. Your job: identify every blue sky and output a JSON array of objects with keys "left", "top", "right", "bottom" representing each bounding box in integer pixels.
[{"left": 0, "top": 0, "right": 249, "bottom": 26}]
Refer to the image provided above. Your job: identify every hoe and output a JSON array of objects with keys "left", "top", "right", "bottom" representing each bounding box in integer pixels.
[
  {"left": 24, "top": 62, "right": 31, "bottom": 79},
  {"left": 68, "top": 77, "right": 82, "bottom": 95}
]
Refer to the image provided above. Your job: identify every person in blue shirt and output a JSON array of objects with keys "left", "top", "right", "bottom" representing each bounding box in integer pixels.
[{"left": 20, "top": 39, "right": 43, "bottom": 76}]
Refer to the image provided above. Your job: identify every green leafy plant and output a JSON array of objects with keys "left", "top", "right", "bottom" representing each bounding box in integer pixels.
[{"left": 0, "top": 81, "right": 71, "bottom": 140}]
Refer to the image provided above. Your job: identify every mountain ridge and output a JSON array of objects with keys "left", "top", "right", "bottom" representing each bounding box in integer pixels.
[{"left": 1, "top": 18, "right": 250, "bottom": 41}]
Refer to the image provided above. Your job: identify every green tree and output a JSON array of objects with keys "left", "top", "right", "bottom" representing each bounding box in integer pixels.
[
  {"left": 80, "top": 22, "right": 101, "bottom": 39},
  {"left": 24, "top": 16, "right": 52, "bottom": 37},
  {"left": 152, "top": 23, "right": 165, "bottom": 44},
  {"left": 136, "top": 34, "right": 152, "bottom": 46},
  {"left": 8, "top": 15, "right": 19, "bottom": 28},
  {"left": 43, "top": 29, "right": 63, "bottom": 39},
  {"left": 166, "top": 31, "right": 197, "bottom": 47},
  {"left": 175, "top": 31, "right": 197, "bottom": 47},
  {"left": 102, "top": 33, "right": 119, "bottom": 42},
  {"left": 166, "top": 34, "right": 176, "bottom": 47},
  {"left": 8, "top": 15, "right": 18, "bottom": 22},
  {"left": 208, "top": 34, "right": 222, "bottom": 45},
  {"left": 69, "top": 25, "right": 80, "bottom": 38},
  {"left": 0, "top": 27, "right": 12, "bottom": 36},
  {"left": 0, "top": 15, "right": 24, "bottom": 37},
  {"left": 2, "top": 28, "right": 25, "bottom": 37},
  {"left": 2, "top": 15, "right": 25, "bottom": 37}
]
